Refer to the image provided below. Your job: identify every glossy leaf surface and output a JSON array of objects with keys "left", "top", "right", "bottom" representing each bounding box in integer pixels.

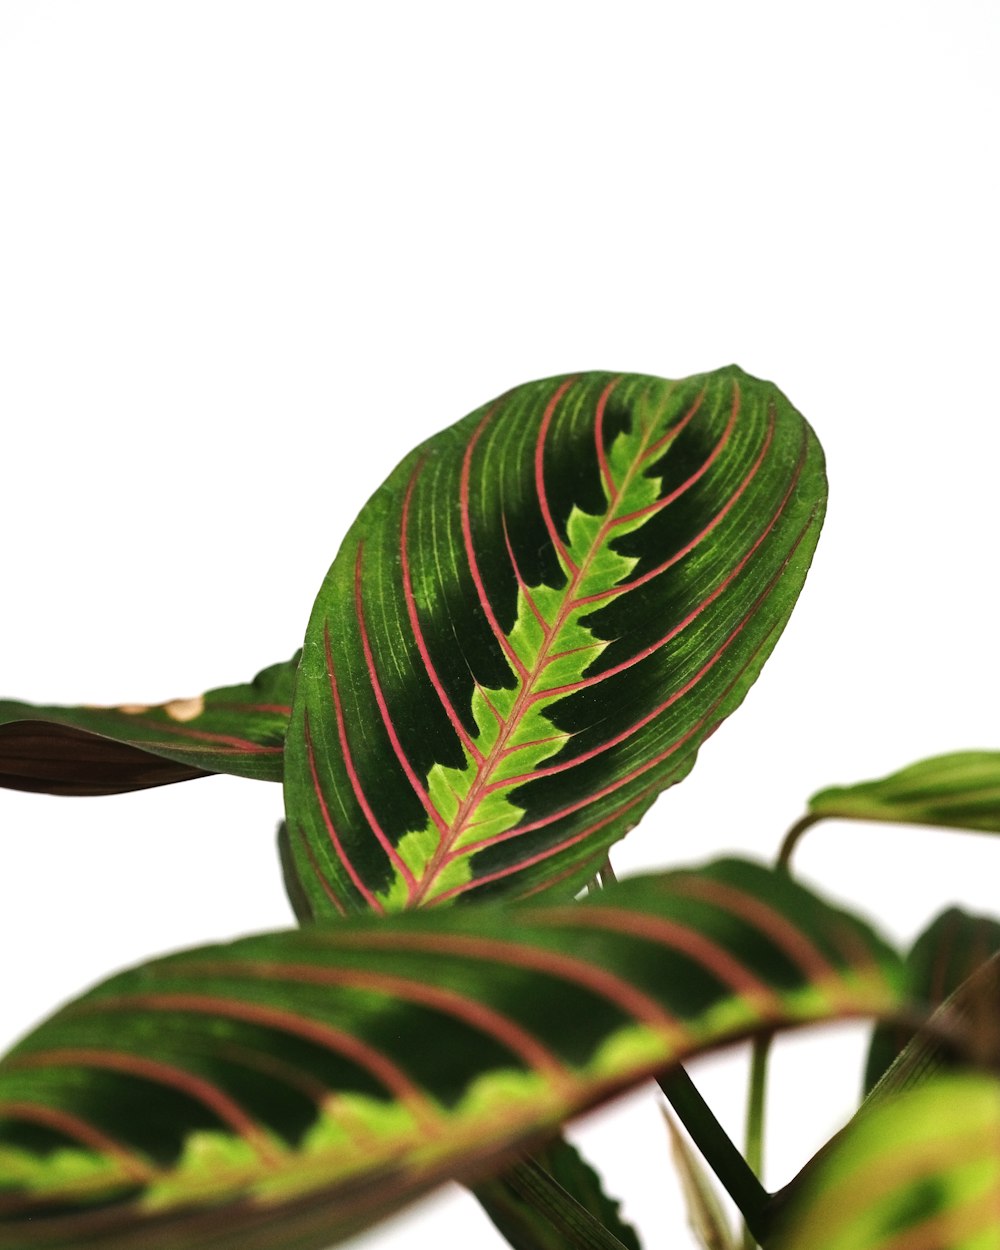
[
  {"left": 809, "top": 752, "right": 1000, "bottom": 834},
  {"left": 285, "top": 368, "right": 826, "bottom": 916},
  {"left": 865, "top": 908, "right": 1000, "bottom": 1096},
  {"left": 771, "top": 1074, "right": 1000, "bottom": 1250},
  {"left": 0, "top": 859, "right": 897, "bottom": 1250},
  {"left": 0, "top": 657, "right": 298, "bottom": 794}
]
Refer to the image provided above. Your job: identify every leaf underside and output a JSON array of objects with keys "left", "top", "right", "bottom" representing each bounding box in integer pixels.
[
  {"left": 0, "top": 859, "right": 900, "bottom": 1250},
  {"left": 771, "top": 1074, "right": 1000, "bottom": 1250},
  {"left": 284, "top": 368, "right": 826, "bottom": 917},
  {"left": 0, "top": 657, "right": 298, "bottom": 795},
  {"left": 865, "top": 908, "right": 1000, "bottom": 1097},
  {"left": 809, "top": 751, "right": 1000, "bottom": 835}
]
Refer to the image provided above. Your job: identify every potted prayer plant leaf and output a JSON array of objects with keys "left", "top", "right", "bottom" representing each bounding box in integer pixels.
[{"left": 2, "top": 368, "right": 998, "bottom": 1250}]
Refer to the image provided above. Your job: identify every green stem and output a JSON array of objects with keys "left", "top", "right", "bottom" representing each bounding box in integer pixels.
[
  {"left": 501, "top": 1159, "right": 632, "bottom": 1250},
  {"left": 744, "top": 1034, "right": 769, "bottom": 1179},
  {"left": 741, "top": 1033, "right": 773, "bottom": 1249},
  {"left": 776, "top": 813, "right": 821, "bottom": 871},
  {"left": 657, "top": 1065, "right": 770, "bottom": 1244}
]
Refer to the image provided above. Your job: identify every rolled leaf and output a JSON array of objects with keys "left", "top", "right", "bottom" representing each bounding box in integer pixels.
[
  {"left": 808, "top": 751, "right": 1000, "bottom": 834},
  {"left": 0, "top": 656, "right": 298, "bottom": 795},
  {"left": 865, "top": 908, "right": 1000, "bottom": 1096},
  {"left": 0, "top": 858, "right": 898, "bottom": 1250},
  {"left": 770, "top": 1074, "right": 1000, "bottom": 1250},
  {"left": 285, "top": 368, "right": 826, "bottom": 916}
]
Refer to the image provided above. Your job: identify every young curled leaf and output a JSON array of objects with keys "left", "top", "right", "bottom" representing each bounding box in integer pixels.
[
  {"left": 0, "top": 656, "right": 298, "bottom": 795},
  {"left": 285, "top": 368, "right": 826, "bottom": 916},
  {"left": 0, "top": 859, "right": 898, "bottom": 1250}
]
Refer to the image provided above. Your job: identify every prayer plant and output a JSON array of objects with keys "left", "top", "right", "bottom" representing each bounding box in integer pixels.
[{"left": 2, "top": 368, "right": 999, "bottom": 1250}]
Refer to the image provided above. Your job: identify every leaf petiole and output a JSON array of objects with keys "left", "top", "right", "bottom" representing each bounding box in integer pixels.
[{"left": 657, "top": 1065, "right": 770, "bottom": 1245}]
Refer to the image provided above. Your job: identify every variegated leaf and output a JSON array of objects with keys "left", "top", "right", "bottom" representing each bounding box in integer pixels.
[
  {"left": 284, "top": 368, "right": 826, "bottom": 916},
  {"left": 808, "top": 752, "right": 1000, "bottom": 835},
  {"left": 770, "top": 1074, "right": 1000, "bottom": 1250},
  {"left": 0, "top": 656, "right": 298, "bottom": 794},
  {"left": 0, "top": 859, "right": 898, "bottom": 1250}
]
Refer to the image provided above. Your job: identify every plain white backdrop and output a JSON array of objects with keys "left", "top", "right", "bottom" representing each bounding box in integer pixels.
[{"left": 1, "top": 4, "right": 999, "bottom": 1247}]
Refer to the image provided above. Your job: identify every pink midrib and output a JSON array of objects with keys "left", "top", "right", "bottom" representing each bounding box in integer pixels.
[{"left": 408, "top": 379, "right": 678, "bottom": 904}]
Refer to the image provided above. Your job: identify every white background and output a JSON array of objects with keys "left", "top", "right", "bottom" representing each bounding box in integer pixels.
[{"left": 1, "top": 4, "right": 999, "bottom": 1247}]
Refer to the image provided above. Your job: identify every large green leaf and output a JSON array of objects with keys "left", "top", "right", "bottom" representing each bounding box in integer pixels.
[
  {"left": 284, "top": 368, "right": 826, "bottom": 917},
  {"left": 865, "top": 908, "right": 1000, "bottom": 1097},
  {"left": 0, "top": 656, "right": 298, "bottom": 795},
  {"left": 808, "top": 751, "right": 1000, "bottom": 834},
  {"left": 0, "top": 858, "right": 898, "bottom": 1250},
  {"left": 770, "top": 1074, "right": 1000, "bottom": 1250}
]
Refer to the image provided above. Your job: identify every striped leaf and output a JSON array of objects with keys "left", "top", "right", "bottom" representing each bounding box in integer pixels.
[
  {"left": 0, "top": 858, "right": 900, "bottom": 1250},
  {"left": 770, "top": 1074, "right": 1000, "bottom": 1250},
  {"left": 0, "top": 656, "right": 298, "bottom": 795},
  {"left": 284, "top": 368, "right": 826, "bottom": 916},
  {"left": 865, "top": 908, "right": 1000, "bottom": 1096},
  {"left": 809, "top": 751, "right": 1000, "bottom": 834}
]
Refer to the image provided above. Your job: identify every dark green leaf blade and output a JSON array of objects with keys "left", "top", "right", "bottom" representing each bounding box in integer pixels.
[
  {"left": 861, "top": 952, "right": 1000, "bottom": 1114},
  {"left": 865, "top": 908, "right": 1000, "bottom": 1096},
  {"left": 0, "top": 858, "right": 898, "bottom": 1250},
  {"left": 770, "top": 1074, "right": 1000, "bottom": 1250},
  {"left": 0, "top": 656, "right": 298, "bottom": 794},
  {"left": 284, "top": 368, "right": 826, "bottom": 917},
  {"left": 809, "top": 751, "right": 1000, "bottom": 834},
  {"left": 474, "top": 1137, "right": 641, "bottom": 1250}
]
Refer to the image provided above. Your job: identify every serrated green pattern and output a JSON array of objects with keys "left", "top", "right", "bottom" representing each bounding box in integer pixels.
[
  {"left": 285, "top": 369, "right": 826, "bottom": 916},
  {"left": 0, "top": 859, "right": 900, "bottom": 1250}
]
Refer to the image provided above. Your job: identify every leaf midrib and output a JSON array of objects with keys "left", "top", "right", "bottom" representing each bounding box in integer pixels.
[{"left": 410, "top": 407, "right": 666, "bottom": 905}]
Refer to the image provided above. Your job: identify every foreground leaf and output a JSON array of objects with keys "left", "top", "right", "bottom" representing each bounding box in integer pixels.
[
  {"left": 0, "top": 858, "right": 897, "bottom": 1250},
  {"left": 770, "top": 1074, "right": 1000, "bottom": 1250},
  {"left": 0, "top": 657, "right": 298, "bottom": 794},
  {"left": 808, "top": 751, "right": 1000, "bottom": 835},
  {"left": 865, "top": 908, "right": 1000, "bottom": 1096},
  {"left": 285, "top": 368, "right": 826, "bottom": 916}
]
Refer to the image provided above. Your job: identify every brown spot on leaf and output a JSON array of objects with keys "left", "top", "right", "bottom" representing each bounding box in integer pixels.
[{"left": 163, "top": 696, "right": 205, "bottom": 722}]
